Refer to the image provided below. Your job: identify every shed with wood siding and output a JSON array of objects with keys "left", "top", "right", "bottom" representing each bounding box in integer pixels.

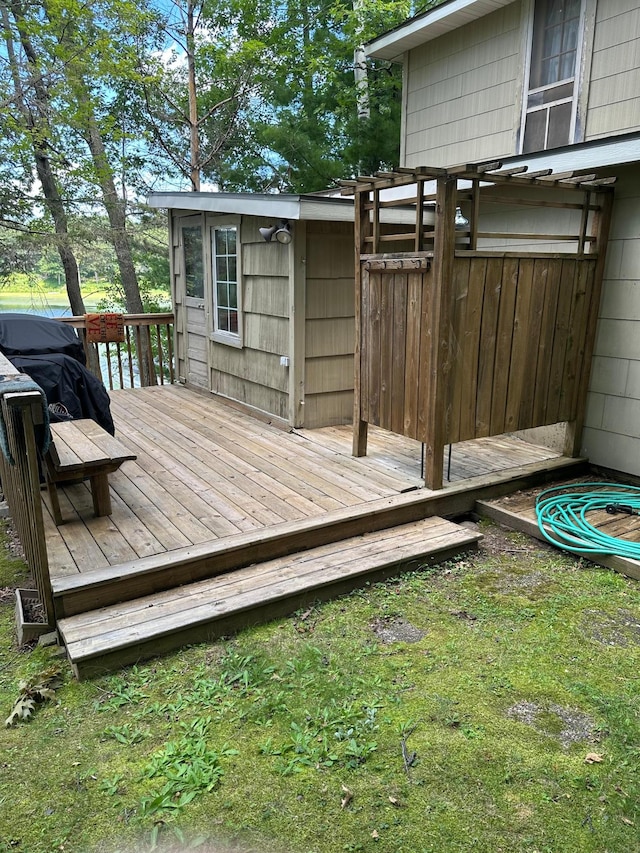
[{"left": 149, "top": 192, "right": 422, "bottom": 430}]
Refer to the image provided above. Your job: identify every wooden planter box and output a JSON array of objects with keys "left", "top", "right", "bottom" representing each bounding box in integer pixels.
[{"left": 15, "top": 589, "right": 49, "bottom": 645}]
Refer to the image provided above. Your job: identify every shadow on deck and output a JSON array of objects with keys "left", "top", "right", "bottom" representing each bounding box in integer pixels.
[{"left": 42, "top": 385, "right": 585, "bottom": 677}]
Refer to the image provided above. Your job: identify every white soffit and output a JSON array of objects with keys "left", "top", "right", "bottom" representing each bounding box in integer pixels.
[
  {"left": 147, "top": 191, "right": 356, "bottom": 222},
  {"left": 366, "top": 0, "right": 516, "bottom": 62}
]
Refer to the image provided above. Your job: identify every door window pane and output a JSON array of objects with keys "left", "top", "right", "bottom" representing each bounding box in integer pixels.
[{"left": 183, "top": 226, "right": 204, "bottom": 299}]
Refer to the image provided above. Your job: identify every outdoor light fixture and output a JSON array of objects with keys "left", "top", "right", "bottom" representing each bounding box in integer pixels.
[
  {"left": 259, "top": 220, "right": 292, "bottom": 244},
  {"left": 455, "top": 207, "right": 469, "bottom": 229}
]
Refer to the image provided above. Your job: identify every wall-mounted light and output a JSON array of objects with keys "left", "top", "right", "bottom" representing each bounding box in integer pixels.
[
  {"left": 259, "top": 220, "right": 292, "bottom": 244},
  {"left": 455, "top": 207, "right": 469, "bottom": 230}
]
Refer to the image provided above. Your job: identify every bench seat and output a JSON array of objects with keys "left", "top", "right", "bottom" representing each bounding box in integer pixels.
[{"left": 44, "top": 419, "right": 136, "bottom": 524}]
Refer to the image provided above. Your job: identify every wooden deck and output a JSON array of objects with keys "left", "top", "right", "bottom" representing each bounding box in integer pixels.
[
  {"left": 44, "top": 384, "right": 569, "bottom": 580},
  {"left": 40, "top": 385, "right": 589, "bottom": 676}
]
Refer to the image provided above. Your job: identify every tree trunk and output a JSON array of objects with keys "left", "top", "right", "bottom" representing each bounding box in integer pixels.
[
  {"left": 80, "top": 104, "right": 154, "bottom": 385},
  {"left": 186, "top": 0, "right": 200, "bottom": 191},
  {"left": 3, "top": 0, "right": 86, "bottom": 318}
]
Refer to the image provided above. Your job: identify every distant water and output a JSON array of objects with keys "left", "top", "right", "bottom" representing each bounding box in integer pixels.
[
  {"left": 0, "top": 294, "right": 100, "bottom": 317},
  {"left": 0, "top": 294, "right": 137, "bottom": 388}
]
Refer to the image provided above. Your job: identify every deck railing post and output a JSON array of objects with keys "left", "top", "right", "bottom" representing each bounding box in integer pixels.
[{"left": 0, "top": 357, "right": 54, "bottom": 626}]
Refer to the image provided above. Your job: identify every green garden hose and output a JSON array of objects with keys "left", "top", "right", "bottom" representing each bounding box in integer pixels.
[{"left": 535, "top": 482, "right": 640, "bottom": 558}]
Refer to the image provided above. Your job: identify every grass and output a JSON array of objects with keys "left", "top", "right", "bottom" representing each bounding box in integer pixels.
[{"left": 0, "top": 518, "right": 639, "bottom": 853}]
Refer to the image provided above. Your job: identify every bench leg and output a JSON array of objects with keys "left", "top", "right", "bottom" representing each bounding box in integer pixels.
[
  {"left": 47, "top": 479, "right": 64, "bottom": 526},
  {"left": 90, "top": 473, "right": 112, "bottom": 517}
]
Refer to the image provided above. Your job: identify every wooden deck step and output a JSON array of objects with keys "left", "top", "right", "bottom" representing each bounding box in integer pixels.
[{"left": 58, "top": 517, "right": 481, "bottom": 679}]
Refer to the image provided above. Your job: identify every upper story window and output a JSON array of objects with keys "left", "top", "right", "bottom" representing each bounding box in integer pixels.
[
  {"left": 522, "top": 0, "right": 583, "bottom": 153},
  {"left": 212, "top": 224, "right": 242, "bottom": 345},
  {"left": 182, "top": 225, "right": 204, "bottom": 300}
]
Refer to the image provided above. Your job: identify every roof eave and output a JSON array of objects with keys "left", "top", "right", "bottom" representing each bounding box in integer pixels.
[{"left": 366, "top": 0, "right": 515, "bottom": 62}]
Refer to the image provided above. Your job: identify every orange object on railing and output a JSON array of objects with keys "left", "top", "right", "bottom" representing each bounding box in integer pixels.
[
  {"left": 85, "top": 313, "right": 125, "bottom": 343},
  {"left": 59, "top": 313, "right": 174, "bottom": 390}
]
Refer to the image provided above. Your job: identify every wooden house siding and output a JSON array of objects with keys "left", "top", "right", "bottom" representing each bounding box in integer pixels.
[
  {"left": 403, "top": 3, "right": 522, "bottom": 167},
  {"left": 208, "top": 217, "right": 290, "bottom": 419},
  {"left": 303, "top": 222, "right": 355, "bottom": 428},
  {"left": 582, "top": 165, "right": 640, "bottom": 476},
  {"left": 585, "top": 2, "right": 640, "bottom": 139}
]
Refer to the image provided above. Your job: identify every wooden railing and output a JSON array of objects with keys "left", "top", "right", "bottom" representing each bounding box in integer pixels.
[
  {"left": 59, "top": 313, "right": 175, "bottom": 390},
  {"left": 0, "top": 352, "right": 53, "bottom": 626}
]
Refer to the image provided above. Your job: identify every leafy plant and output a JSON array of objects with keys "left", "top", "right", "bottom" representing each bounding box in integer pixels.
[
  {"left": 5, "top": 666, "right": 62, "bottom": 726},
  {"left": 140, "top": 717, "right": 238, "bottom": 818}
]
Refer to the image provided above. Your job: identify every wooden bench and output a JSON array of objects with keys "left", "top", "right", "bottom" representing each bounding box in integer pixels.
[{"left": 44, "top": 419, "right": 136, "bottom": 525}]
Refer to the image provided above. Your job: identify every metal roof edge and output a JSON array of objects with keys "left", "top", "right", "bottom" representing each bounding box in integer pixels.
[
  {"left": 481, "top": 133, "right": 640, "bottom": 174},
  {"left": 146, "top": 191, "right": 356, "bottom": 221}
]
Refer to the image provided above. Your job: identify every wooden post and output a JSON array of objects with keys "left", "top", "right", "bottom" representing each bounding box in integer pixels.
[
  {"left": 353, "top": 188, "right": 370, "bottom": 457},
  {"left": 423, "top": 175, "right": 458, "bottom": 489},
  {"left": 0, "top": 384, "right": 54, "bottom": 626},
  {"left": 415, "top": 179, "right": 425, "bottom": 252},
  {"left": 564, "top": 189, "right": 614, "bottom": 457}
]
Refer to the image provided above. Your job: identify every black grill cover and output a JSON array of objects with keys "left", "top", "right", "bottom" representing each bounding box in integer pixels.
[
  {"left": 0, "top": 313, "right": 85, "bottom": 365},
  {"left": 10, "top": 354, "right": 114, "bottom": 435}
]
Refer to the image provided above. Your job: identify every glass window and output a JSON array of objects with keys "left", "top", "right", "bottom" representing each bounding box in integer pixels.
[
  {"left": 212, "top": 225, "right": 240, "bottom": 339},
  {"left": 182, "top": 225, "right": 204, "bottom": 299},
  {"left": 522, "top": 0, "right": 582, "bottom": 153}
]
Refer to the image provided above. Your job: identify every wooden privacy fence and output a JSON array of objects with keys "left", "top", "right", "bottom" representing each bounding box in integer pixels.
[
  {"left": 345, "top": 164, "right": 614, "bottom": 489},
  {"left": 59, "top": 312, "right": 175, "bottom": 390},
  {"left": 0, "top": 353, "right": 53, "bottom": 625}
]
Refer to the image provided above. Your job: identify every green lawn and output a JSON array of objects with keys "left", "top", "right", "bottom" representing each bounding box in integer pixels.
[{"left": 0, "top": 519, "right": 638, "bottom": 853}]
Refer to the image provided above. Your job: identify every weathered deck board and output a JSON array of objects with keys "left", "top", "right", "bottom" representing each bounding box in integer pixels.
[
  {"left": 58, "top": 516, "right": 482, "bottom": 679},
  {"left": 44, "top": 385, "right": 565, "bottom": 581}
]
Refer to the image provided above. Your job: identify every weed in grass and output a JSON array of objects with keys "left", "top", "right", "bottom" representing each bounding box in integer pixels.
[
  {"left": 140, "top": 718, "right": 238, "bottom": 819},
  {"left": 102, "top": 723, "right": 151, "bottom": 745}
]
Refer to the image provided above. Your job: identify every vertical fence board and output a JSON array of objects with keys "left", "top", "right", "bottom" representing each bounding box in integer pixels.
[
  {"left": 504, "top": 258, "right": 534, "bottom": 433},
  {"left": 448, "top": 258, "right": 471, "bottom": 444},
  {"left": 457, "top": 257, "right": 486, "bottom": 441},
  {"left": 391, "top": 274, "right": 408, "bottom": 436},
  {"left": 533, "top": 258, "right": 563, "bottom": 425},
  {"left": 545, "top": 259, "right": 578, "bottom": 425},
  {"left": 379, "top": 273, "right": 393, "bottom": 431},
  {"left": 368, "top": 271, "right": 382, "bottom": 427},
  {"left": 475, "top": 258, "right": 503, "bottom": 437},
  {"left": 517, "top": 258, "right": 548, "bottom": 429},
  {"left": 403, "top": 272, "right": 423, "bottom": 437},
  {"left": 490, "top": 257, "right": 519, "bottom": 435}
]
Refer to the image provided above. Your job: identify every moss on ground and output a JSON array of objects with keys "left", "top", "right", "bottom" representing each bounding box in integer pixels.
[{"left": 0, "top": 523, "right": 638, "bottom": 853}]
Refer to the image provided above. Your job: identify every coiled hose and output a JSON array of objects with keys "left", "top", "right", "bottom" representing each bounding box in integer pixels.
[{"left": 535, "top": 482, "right": 640, "bottom": 558}]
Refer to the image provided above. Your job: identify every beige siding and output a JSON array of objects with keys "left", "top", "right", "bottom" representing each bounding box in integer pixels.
[
  {"left": 586, "top": 2, "right": 640, "bottom": 139},
  {"left": 581, "top": 165, "right": 640, "bottom": 476},
  {"left": 304, "top": 221, "right": 355, "bottom": 428},
  {"left": 403, "top": 3, "right": 523, "bottom": 167}
]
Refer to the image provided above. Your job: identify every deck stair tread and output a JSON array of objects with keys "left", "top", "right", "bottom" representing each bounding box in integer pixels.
[{"left": 58, "top": 516, "right": 481, "bottom": 678}]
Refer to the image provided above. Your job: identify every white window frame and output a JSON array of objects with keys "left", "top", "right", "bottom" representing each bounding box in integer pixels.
[
  {"left": 519, "top": 0, "right": 586, "bottom": 155},
  {"left": 210, "top": 217, "right": 243, "bottom": 348}
]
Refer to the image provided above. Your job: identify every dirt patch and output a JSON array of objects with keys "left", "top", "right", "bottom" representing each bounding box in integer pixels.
[
  {"left": 582, "top": 609, "right": 640, "bottom": 648},
  {"left": 506, "top": 700, "right": 597, "bottom": 748},
  {"left": 3, "top": 520, "right": 25, "bottom": 560},
  {"left": 371, "top": 616, "right": 426, "bottom": 644}
]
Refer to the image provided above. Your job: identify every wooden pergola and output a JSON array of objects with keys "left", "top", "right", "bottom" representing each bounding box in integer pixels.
[{"left": 341, "top": 162, "right": 615, "bottom": 489}]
